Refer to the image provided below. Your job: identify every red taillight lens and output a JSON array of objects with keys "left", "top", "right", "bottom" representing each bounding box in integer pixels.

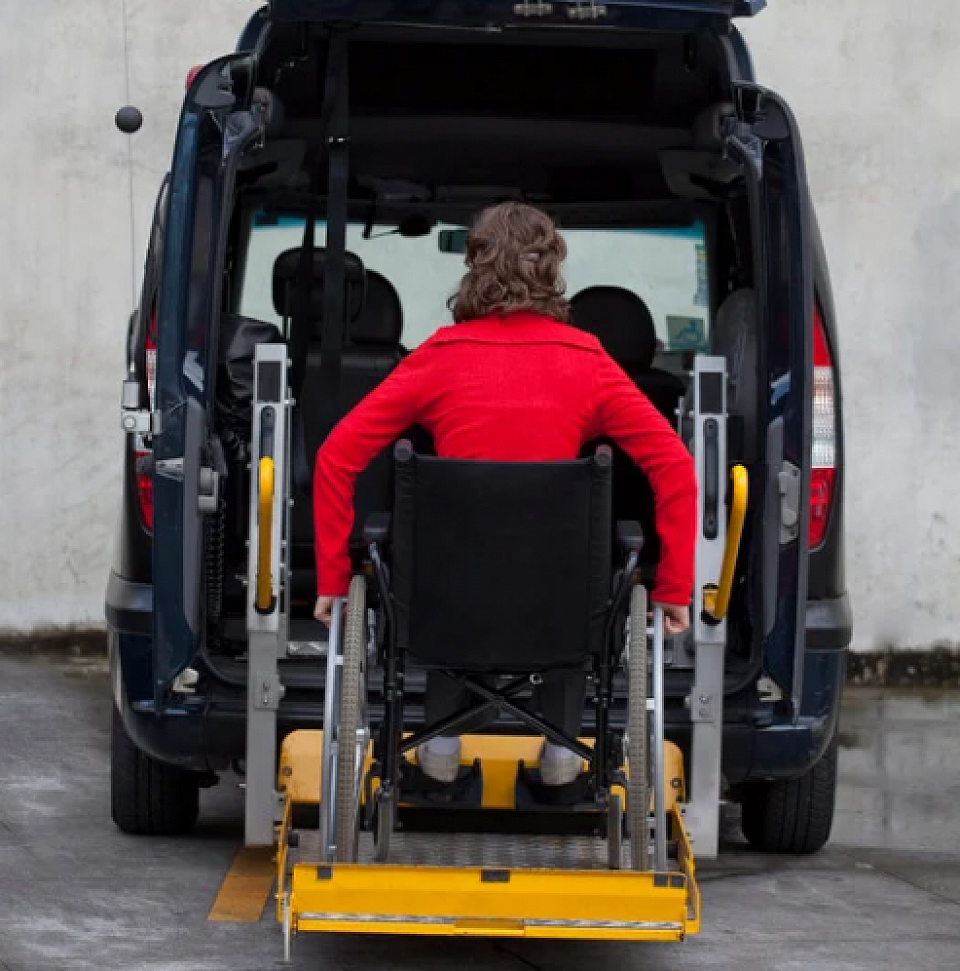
[
  {"left": 137, "top": 305, "right": 158, "bottom": 533},
  {"left": 135, "top": 450, "right": 154, "bottom": 531},
  {"left": 810, "top": 305, "right": 836, "bottom": 548}
]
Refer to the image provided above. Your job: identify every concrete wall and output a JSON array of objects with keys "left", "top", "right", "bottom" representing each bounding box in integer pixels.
[{"left": 1, "top": 0, "right": 957, "bottom": 651}]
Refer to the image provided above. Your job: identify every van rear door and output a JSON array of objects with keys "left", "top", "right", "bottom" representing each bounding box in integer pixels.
[
  {"left": 267, "top": 0, "right": 767, "bottom": 29},
  {"left": 728, "top": 85, "right": 813, "bottom": 711},
  {"left": 151, "top": 57, "right": 260, "bottom": 704}
]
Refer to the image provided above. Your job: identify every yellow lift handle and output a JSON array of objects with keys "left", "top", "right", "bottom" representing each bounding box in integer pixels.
[
  {"left": 255, "top": 456, "right": 275, "bottom": 613},
  {"left": 702, "top": 464, "right": 749, "bottom": 624}
]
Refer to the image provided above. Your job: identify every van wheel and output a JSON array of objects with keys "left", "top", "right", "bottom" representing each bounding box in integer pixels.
[
  {"left": 739, "top": 734, "right": 838, "bottom": 855},
  {"left": 111, "top": 706, "right": 201, "bottom": 835}
]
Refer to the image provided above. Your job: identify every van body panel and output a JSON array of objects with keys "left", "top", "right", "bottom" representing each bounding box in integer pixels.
[
  {"left": 104, "top": 1, "right": 849, "bottom": 796},
  {"left": 267, "top": 0, "right": 767, "bottom": 29}
]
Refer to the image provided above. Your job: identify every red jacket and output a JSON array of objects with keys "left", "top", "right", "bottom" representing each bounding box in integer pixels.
[{"left": 314, "top": 313, "right": 697, "bottom": 605}]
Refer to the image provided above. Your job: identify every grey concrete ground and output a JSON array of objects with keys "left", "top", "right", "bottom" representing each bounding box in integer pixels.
[{"left": 1, "top": 647, "right": 959, "bottom": 971}]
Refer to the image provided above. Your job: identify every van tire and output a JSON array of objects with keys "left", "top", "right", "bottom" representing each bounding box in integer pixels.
[
  {"left": 111, "top": 706, "right": 201, "bottom": 836},
  {"left": 739, "top": 734, "right": 838, "bottom": 855}
]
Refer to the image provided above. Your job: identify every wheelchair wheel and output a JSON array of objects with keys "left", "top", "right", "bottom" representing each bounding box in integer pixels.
[
  {"left": 334, "top": 575, "right": 368, "bottom": 863},
  {"left": 626, "top": 584, "right": 650, "bottom": 871}
]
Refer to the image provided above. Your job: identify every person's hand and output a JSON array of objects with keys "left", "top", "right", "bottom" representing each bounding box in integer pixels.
[
  {"left": 655, "top": 603, "right": 690, "bottom": 636},
  {"left": 314, "top": 596, "right": 335, "bottom": 627}
]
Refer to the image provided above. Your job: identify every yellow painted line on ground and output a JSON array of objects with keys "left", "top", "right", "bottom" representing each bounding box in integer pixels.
[{"left": 208, "top": 846, "right": 275, "bottom": 923}]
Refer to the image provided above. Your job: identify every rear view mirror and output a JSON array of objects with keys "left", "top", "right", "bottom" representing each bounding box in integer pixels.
[
  {"left": 398, "top": 214, "right": 435, "bottom": 238},
  {"left": 438, "top": 229, "right": 469, "bottom": 254}
]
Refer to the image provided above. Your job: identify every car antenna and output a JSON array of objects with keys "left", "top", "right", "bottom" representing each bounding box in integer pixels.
[{"left": 115, "top": 106, "right": 143, "bottom": 135}]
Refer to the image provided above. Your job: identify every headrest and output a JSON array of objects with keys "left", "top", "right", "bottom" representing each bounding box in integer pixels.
[
  {"left": 570, "top": 286, "right": 657, "bottom": 371},
  {"left": 351, "top": 270, "right": 403, "bottom": 347},
  {"left": 272, "top": 248, "right": 367, "bottom": 322}
]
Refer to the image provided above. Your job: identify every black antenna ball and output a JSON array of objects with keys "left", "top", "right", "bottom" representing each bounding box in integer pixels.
[{"left": 115, "top": 106, "right": 144, "bottom": 135}]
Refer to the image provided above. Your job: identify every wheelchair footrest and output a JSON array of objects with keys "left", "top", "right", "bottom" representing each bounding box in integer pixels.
[
  {"left": 515, "top": 762, "right": 593, "bottom": 808},
  {"left": 399, "top": 758, "right": 483, "bottom": 808}
]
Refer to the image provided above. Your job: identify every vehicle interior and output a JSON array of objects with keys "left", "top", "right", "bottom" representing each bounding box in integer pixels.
[{"left": 203, "top": 24, "right": 761, "bottom": 686}]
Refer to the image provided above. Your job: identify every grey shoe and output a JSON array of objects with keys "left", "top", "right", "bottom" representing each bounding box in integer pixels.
[
  {"left": 540, "top": 741, "right": 584, "bottom": 786},
  {"left": 416, "top": 737, "right": 462, "bottom": 783}
]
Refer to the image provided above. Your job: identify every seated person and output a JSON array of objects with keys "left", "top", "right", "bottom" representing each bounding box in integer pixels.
[{"left": 313, "top": 202, "right": 697, "bottom": 786}]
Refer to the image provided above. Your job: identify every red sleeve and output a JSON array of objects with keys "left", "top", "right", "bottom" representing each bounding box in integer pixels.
[
  {"left": 313, "top": 347, "right": 432, "bottom": 596},
  {"left": 589, "top": 354, "right": 698, "bottom": 606}
]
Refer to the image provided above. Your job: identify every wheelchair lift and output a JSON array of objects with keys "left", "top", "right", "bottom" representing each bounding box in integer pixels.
[
  {"left": 241, "top": 343, "right": 746, "bottom": 957},
  {"left": 244, "top": 343, "right": 294, "bottom": 847}
]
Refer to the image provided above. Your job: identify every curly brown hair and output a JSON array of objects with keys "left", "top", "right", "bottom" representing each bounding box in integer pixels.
[{"left": 449, "top": 202, "right": 570, "bottom": 323}]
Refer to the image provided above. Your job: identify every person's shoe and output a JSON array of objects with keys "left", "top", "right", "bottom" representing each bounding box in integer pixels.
[
  {"left": 539, "top": 741, "right": 584, "bottom": 786},
  {"left": 416, "top": 736, "right": 462, "bottom": 783}
]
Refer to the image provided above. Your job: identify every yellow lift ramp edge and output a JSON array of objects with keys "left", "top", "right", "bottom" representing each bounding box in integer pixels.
[{"left": 275, "top": 731, "right": 700, "bottom": 947}]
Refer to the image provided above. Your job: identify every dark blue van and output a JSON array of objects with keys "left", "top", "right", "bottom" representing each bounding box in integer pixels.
[{"left": 106, "top": 0, "right": 851, "bottom": 853}]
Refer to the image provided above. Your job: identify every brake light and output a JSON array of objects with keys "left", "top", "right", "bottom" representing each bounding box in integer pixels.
[
  {"left": 135, "top": 449, "right": 154, "bottom": 531},
  {"left": 136, "top": 306, "right": 158, "bottom": 532},
  {"left": 810, "top": 305, "right": 836, "bottom": 548}
]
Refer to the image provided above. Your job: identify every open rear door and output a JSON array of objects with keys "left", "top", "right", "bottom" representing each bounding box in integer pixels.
[
  {"left": 728, "top": 85, "right": 814, "bottom": 713},
  {"left": 151, "top": 57, "right": 261, "bottom": 705},
  {"left": 268, "top": 0, "right": 766, "bottom": 29}
]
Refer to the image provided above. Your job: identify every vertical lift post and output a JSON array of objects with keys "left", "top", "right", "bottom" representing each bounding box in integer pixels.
[
  {"left": 244, "top": 344, "right": 293, "bottom": 846},
  {"left": 684, "top": 354, "right": 741, "bottom": 859}
]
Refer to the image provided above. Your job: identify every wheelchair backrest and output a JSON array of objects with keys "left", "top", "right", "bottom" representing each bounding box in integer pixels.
[{"left": 390, "top": 444, "right": 612, "bottom": 672}]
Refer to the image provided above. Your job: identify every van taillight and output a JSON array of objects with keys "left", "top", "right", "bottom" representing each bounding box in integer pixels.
[
  {"left": 135, "top": 449, "right": 154, "bottom": 531},
  {"left": 136, "top": 309, "right": 158, "bottom": 532},
  {"left": 810, "top": 306, "right": 836, "bottom": 548}
]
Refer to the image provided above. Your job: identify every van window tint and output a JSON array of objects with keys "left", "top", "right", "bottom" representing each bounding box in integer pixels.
[{"left": 239, "top": 216, "right": 710, "bottom": 355}]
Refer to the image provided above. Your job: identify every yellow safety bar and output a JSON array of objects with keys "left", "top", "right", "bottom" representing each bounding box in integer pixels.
[
  {"left": 702, "top": 464, "right": 748, "bottom": 623},
  {"left": 255, "top": 456, "right": 275, "bottom": 613}
]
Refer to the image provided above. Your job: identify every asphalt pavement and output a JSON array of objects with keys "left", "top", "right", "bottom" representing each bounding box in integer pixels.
[{"left": 1, "top": 646, "right": 958, "bottom": 971}]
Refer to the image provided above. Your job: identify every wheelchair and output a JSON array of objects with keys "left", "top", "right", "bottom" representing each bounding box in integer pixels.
[{"left": 317, "top": 440, "right": 670, "bottom": 873}]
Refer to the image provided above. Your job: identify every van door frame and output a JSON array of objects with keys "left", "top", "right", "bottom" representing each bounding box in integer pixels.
[{"left": 730, "top": 83, "right": 814, "bottom": 713}]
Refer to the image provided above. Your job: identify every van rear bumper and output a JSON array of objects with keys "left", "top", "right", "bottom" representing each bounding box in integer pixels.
[
  {"left": 746, "top": 593, "right": 853, "bottom": 781},
  {"left": 107, "top": 576, "right": 852, "bottom": 782},
  {"left": 803, "top": 593, "right": 853, "bottom": 652}
]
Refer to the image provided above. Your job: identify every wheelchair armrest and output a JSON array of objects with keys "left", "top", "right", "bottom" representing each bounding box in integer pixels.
[
  {"left": 616, "top": 520, "right": 645, "bottom": 555},
  {"left": 363, "top": 512, "right": 392, "bottom": 545}
]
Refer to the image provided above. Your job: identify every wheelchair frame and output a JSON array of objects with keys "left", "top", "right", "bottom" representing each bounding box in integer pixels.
[{"left": 322, "top": 440, "right": 654, "bottom": 871}]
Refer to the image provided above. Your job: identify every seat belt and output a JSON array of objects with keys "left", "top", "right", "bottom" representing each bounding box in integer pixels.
[
  {"left": 288, "top": 30, "right": 349, "bottom": 410},
  {"left": 316, "top": 30, "right": 350, "bottom": 437}
]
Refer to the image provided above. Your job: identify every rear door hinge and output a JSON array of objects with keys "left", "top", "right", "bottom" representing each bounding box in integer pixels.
[
  {"left": 567, "top": 1, "right": 608, "bottom": 20},
  {"left": 198, "top": 466, "right": 220, "bottom": 515},
  {"left": 120, "top": 378, "right": 161, "bottom": 435},
  {"left": 513, "top": 2, "right": 553, "bottom": 17}
]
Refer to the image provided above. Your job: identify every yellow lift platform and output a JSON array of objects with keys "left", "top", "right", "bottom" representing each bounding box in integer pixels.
[
  {"left": 274, "top": 732, "right": 700, "bottom": 957},
  {"left": 239, "top": 345, "right": 747, "bottom": 961}
]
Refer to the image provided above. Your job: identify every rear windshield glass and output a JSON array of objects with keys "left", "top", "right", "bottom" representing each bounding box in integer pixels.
[{"left": 239, "top": 216, "right": 711, "bottom": 357}]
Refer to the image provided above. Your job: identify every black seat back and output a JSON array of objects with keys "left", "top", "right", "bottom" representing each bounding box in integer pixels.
[
  {"left": 272, "top": 249, "right": 404, "bottom": 568},
  {"left": 569, "top": 285, "right": 685, "bottom": 421},
  {"left": 391, "top": 446, "right": 612, "bottom": 672},
  {"left": 570, "top": 286, "right": 686, "bottom": 569}
]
